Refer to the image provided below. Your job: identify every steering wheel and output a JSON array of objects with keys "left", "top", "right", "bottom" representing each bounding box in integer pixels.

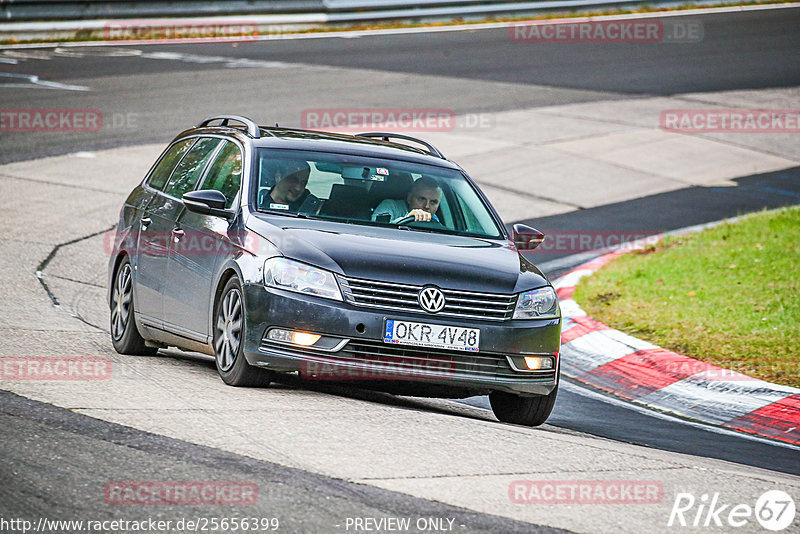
[{"left": 394, "top": 215, "right": 446, "bottom": 228}]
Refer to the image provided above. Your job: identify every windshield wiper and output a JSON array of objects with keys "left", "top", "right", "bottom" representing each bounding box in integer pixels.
[
  {"left": 257, "top": 209, "right": 317, "bottom": 219},
  {"left": 393, "top": 224, "right": 457, "bottom": 236}
]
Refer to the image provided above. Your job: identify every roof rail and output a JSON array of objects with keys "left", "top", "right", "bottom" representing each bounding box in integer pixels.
[
  {"left": 197, "top": 115, "right": 260, "bottom": 138},
  {"left": 355, "top": 132, "right": 445, "bottom": 159}
]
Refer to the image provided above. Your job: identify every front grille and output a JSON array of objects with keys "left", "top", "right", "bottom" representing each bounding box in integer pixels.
[
  {"left": 260, "top": 337, "right": 555, "bottom": 382},
  {"left": 345, "top": 340, "right": 555, "bottom": 380},
  {"left": 338, "top": 275, "right": 516, "bottom": 321}
]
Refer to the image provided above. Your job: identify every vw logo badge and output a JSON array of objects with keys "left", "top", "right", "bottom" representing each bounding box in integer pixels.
[{"left": 418, "top": 287, "right": 446, "bottom": 313}]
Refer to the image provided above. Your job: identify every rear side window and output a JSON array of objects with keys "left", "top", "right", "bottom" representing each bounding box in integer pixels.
[
  {"left": 147, "top": 138, "right": 195, "bottom": 191},
  {"left": 200, "top": 141, "right": 243, "bottom": 209},
  {"left": 163, "top": 138, "right": 223, "bottom": 199}
]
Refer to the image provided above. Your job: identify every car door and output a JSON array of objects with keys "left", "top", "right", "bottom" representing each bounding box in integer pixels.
[
  {"left": 137, "top": 137, "right": 223, "bottom": 330},
  {"left": 133, "top": 138, "right": 195, "bottom": 325},
  {"left": 165, "top": 139, "right": 245, "bottom": 340}
]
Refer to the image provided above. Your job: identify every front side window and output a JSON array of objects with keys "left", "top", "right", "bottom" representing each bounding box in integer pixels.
[
  {"left": 147, "top": 138, "right": 195, "bottom": 191},
  {"left": 163, "top": 138, "right": 222, "bottom": 199},
  {"left": 200, "top": 141, "right": 243, "bottom": 209},
  {"left": 254, "top": 149, "right": 503, "bottom": 238}
]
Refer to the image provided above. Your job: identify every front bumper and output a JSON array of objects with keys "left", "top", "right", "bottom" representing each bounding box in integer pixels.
[{"left": 242, "top": 284, "right": 561, "bottom": 396}]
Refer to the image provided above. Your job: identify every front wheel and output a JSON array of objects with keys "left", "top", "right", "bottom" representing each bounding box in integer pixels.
[
  {"left": 489, "top": 385, "right": 558, "bottom": 427},
  {"left": 213, "top": 277, "right": 272, "bottom": 387},
  {"left": 110, "top": 258, "right": 157, "bottom": 356}
]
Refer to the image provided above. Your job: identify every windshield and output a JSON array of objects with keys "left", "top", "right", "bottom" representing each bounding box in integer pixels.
[{"left": 253, "top": 149, "right": 503, "bottom": 238}]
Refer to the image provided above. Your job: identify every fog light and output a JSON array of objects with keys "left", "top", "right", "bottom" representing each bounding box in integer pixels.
[
  {"left": 267, "top": 328, "right": 321, "bottom": 347},
  {"left": 292, "top": 332, "right": 321, "bottom": 346},
  {"left": 523, "top": 356, "right": 553, "bottom": 371}
]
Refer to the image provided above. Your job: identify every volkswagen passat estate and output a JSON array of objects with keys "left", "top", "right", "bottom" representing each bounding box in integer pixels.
[{"left": 108, "top": 115, "right": 561, "bottom": 426}]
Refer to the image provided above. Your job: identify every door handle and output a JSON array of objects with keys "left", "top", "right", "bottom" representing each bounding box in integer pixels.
[{"left": 140, "top": 217, "right": 152, "bottom": 229}]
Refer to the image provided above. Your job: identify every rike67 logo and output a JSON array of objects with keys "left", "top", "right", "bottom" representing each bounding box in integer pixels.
[{"left": 668, "top": 490, "right": 796, "bottom": 531}]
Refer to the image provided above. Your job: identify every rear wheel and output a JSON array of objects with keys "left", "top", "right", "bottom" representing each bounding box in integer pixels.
[
  {"left": 214, "top": 277, "right": 272, "bottom": 387},
  {"left": 489, "top": 385, "right": 558, "bottom": 427},
  {"left": 110, "top": 258, "right": 157, "bottom": 356}
]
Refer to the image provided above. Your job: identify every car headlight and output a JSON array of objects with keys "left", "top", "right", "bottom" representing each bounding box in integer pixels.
[
  {"left": 513, "top": 286, "right": 559, "bottom": 319},
  {"left": 264, "top": 257, "right": 342, "bottom": 301}
]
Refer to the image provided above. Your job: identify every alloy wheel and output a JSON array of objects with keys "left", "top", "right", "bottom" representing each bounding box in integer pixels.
[
  {"left": 111, "top": 263, "right": 132, "bottom": 341},
  {"left": 215, "top": 288, "right": 243, "bottom": 372}
]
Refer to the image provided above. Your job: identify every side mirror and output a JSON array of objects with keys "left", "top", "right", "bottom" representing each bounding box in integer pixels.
[
  {"left": 512, "top": 224, "right": 545, "bottom": 251},
  {"left": 183, "top": 190, "right": 234, "bottom": 220}
]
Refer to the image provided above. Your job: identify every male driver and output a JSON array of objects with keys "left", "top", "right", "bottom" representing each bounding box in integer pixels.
[
  {"left": 266, "top": 160, "right": 321, "bottom": 212},
  {"left": 372, "top": 176, "right": 442, "bottom": 223}
]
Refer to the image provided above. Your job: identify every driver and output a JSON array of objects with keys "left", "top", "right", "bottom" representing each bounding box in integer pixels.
[
  {"left": 266, "top": 160, "right": 321, "bottom": 213},
  {"left": 372, "top": 176, "right": 442, "bottom": 223}
]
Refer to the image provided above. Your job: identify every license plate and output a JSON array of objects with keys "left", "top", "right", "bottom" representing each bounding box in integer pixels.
[{"left": 383, "top": 319, "right": 480, "bottom": 352}]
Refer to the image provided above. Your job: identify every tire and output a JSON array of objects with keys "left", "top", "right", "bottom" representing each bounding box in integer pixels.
[
  {"left": 489, "top": 385, "right": 558, "bottom": 427},
  {"left": 110, "top": 258, "right": 158, "bottom": 356},
  {"left": 213, "top": 276, "right": 272, "bottom": 387}
]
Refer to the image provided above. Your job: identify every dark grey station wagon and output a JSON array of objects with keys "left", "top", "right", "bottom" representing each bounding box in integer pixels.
[{"left": 108, "top": 115, "right": 561, "bottom": 426}]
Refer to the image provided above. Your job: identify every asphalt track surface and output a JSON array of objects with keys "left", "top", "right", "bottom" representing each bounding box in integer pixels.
[
  {"left": 1, "top": 8, "right": 799, "bottom": 164},
  {"left": 2, "top": 7, "right": 800, "bottom": 531},
  {"left": 0, "top": 390, "right": 560, "bottom": 534}
]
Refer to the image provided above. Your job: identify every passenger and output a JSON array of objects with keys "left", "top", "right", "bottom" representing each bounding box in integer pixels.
[
  {"left": 265, "top": 160, "right": 321, "bottom": 213},
  {"left": 372, "top": 176, "right": 442, "bottom": 223}
]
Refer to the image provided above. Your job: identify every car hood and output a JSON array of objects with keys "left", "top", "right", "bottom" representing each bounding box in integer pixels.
[{"left": 247, "top": 214, "right": 548, "bottom": 293}]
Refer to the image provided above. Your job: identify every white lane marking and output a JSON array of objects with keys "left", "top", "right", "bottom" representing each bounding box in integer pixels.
[
  {"left": 0, "top": 72, "right": 90, "bottom": 91},
  {"left": 139, "top": 51, "right": 295, "bottom": 69},
  {"left": 7, "top": 46, "right": 294, "bottom": 71},
  {"left": 53, "top": 47, "right": 143, "bottom": 58},
  {"left": 0, "top": 46, "right": 307, "bottom": 70},
  {"left": 0, "top": 47, "right": 144, "bottom": 63},
  {"left": 1, "top": 50, "right": 55, "bottom": 60}
]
